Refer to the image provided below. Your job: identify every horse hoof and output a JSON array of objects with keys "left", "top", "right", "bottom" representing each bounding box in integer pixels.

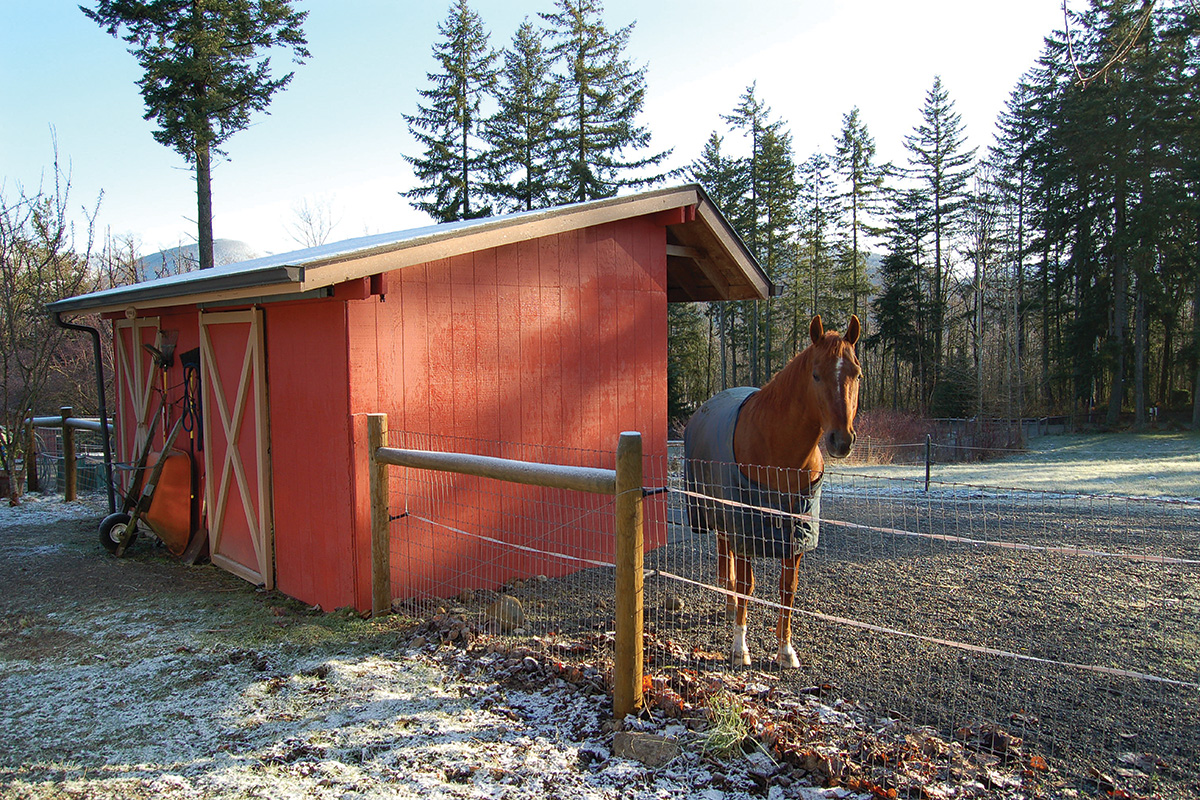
[
  {"left": 776, "top": 646, "right": 800, "bottom": 669},
  {"left": 731, "top": 650, "right": 751, "bottom": 667}
]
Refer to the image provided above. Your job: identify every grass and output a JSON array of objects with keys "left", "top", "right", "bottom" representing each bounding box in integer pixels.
[{"left": 700, "top": 690, "right": 750, "bottom": 760}]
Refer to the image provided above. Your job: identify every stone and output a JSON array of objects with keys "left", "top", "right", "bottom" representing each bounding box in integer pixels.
[
  {"left": 485, "top": 594, "right": 525, "bottom": 632},
  {"left": 457, "top": 588, "right": 475, "bottom": 604},
  {"left": 613, "top": 732, "right": 681, "bottom": 768},
  {"left": 665, "top": 593, "right": 685, "bottom": 613}
]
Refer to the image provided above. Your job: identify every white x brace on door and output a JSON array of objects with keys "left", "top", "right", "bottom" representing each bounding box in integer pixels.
[{"left": 199, "top": 309, "right": 275, "bottom": 588}]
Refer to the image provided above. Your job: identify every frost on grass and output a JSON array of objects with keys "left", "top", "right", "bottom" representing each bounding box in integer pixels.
[{"left": 0, "top": 491, "right": 102, "bottom": 530}]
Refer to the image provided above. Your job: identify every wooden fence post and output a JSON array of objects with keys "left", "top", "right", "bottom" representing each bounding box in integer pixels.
[
  {"left": 368, "top": 413, "right": 391, "bottom": 617},
  {"left": 613, "top": 431, "right": 644, "bottom": 720},
  {"left": 61, "top": 406, "right": 76, "bottom": 502},
  {"left": 25, "top": 412, "right": 39, "bottom": 493}
]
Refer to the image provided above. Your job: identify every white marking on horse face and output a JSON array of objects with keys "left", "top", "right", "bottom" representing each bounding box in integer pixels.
[{"left": 835, "top": 356, "right": 845, "bottom": 385}]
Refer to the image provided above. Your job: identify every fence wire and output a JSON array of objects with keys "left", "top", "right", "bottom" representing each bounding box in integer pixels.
[
  {"left": 22, "top": 426, "right": 111, "bottom": 494},
  {"left": 385, "top": 431, "right": 648, "bottom": 648},
  {"left": 384, "top": 432, "right": 1199, "bottom": 793}
]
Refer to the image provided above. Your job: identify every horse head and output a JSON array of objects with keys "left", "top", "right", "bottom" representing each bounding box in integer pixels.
[{"left": 807, "top": 314, "right": 861, "bottom": 459}]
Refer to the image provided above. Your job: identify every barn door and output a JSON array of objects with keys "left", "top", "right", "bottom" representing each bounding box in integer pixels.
[
  {"left": 199, "top": 309, "right": 275, "bottom": 588},
  {"left": 113, "top": 317, "right": 160, "bottom": 491}
]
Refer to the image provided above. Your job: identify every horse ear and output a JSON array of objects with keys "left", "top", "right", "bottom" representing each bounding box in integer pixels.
[
  {"left": 845, "top": 315, "right": 860, "bottom": 345},
  {"left": 809, "top": 315, "right": 824, "bottom": 345}
]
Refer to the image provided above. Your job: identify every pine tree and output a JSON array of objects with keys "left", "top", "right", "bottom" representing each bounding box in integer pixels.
[
  {"left": 483, "top": 19, "right": 562, "bottom": 212},
  {"left": 832, "top": 107, "right": 888, "bottom": 319},
  {"left": 867, "top": 249, "right": 923, "bottom": 411},
  {"left": 722, "top": 85, "right": 794, "bottom": 384},
  {"left": 885, "top": 186, "right": 935, "bottom": 405},
  {"left": 540, "top": 0, "right": 668, "bottom": 202},
  {"left": 989, "top": 80, "right": 1038, "bottom": 418},
  {"left": 403, "top": 0, "right": 497, "bottom": 222},
  {"left": 795, "top": 153, "right": 838, "bottom": 349},
  {"left": 690, "top": 132, "right": 749, "bottom": 391},
  {"left": 904, "top": 76, "right": 977, "bottom": 385},
  {"left": 82, "top": 0, "right": 308, "bottom": 271},
  {"left": 754, "top": 126, "right": 798, "bottom": 379}
]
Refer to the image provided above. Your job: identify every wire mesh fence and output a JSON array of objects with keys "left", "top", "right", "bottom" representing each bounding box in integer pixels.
[
  {"left": 24, "top": 425, "right": 111, "bottom": 494},
  {"left": 383, "top": 431, "right": 1199, "bottom": 793}
]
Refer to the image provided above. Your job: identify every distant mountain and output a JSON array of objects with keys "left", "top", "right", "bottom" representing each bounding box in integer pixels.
[{"left": 137, "top": 239, "right": 261, "bottom": 280}]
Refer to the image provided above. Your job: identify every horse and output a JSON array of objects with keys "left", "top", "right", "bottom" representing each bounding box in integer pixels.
[{"left": 684, "top": 314, "right": 861, "bottom": 668}]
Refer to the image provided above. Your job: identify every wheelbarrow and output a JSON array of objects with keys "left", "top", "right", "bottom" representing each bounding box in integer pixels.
[{"left": 99, "top": 412, "right": 195, "bottom": 558}]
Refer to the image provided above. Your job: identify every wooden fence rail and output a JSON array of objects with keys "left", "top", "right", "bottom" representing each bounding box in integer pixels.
[
  {"left": 24, "top": 407, "right": 112, "bottom": 502},
  {"left": 367, "top": 413, "right": 645, "bottom": 720}
]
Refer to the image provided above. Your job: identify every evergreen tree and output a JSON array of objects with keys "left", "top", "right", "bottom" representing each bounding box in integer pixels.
[
  {"left": 795, "top": 153, "right": 838, "bottom": 346},
  {"left": 483, "top": 19, "right": 563, "bottom": 212},
  {"left": 885, "top": 186, "right": 935, "bottom": 405},
  {"left": 867, "top": 250, "right": 923, "bottom": 410},
  {"left": 989, "top": 80, "right": 1038, "bottom": 418},
  {"left": 689, "top": 133, "right": 749, "bottom": 391},
  {"left": 540, "top": 0, "right": 668, "bottom": 202},
  {"left": 754, "top": 126, "right": 798, "bottom": 380},
  {"left": 82, "top": 0, "right": 308, "bottom": 271},
  {"left": 403, "top": 0, "right": 497, "bottom": 222},
  {"left": 832, "top": 107, "right": 888, "bottom": 318},
  {"left": 904, "top": 76, "right": 977, "bottom": 384},
  {"left": 721, "top": 85, "right": 797, "bottom": 384}
]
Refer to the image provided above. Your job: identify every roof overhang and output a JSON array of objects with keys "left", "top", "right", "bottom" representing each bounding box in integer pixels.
[{"left": 49, "top": 184, "right": 769, "bottom": 316}]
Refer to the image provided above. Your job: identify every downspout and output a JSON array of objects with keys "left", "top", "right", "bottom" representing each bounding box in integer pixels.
[{"left": 53, "top": 312, "right": 116, "bottom": 515}]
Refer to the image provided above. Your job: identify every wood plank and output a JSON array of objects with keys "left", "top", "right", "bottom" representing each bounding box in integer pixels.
[
  {"left": 541, "top": 284, "right": 564, "bottom": 446},
  {"left": 578, "top": 227, "right": 601, "bottom": 451},
  {"left": 665, "top": 243, "right": 707, "bottom": 260},
  {"left": 496, "top": 282, "right": 522, "bottom": 446},
  {"left": 518, "top": 284, "right": 542, "bottom": 446},
  {"left": 426, "top": 277, "right": 454, "bottom": 438},
  {"left": 401, "top": 266, "right": 429, "bottom": 435},
  {"left": 452, "top": 280, "right": 477, "bottom": 440}
]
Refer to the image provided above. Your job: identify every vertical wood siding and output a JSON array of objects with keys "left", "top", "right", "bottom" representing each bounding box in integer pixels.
[{"left": 347, "top": 218, "right": 669, "bottom": 603}]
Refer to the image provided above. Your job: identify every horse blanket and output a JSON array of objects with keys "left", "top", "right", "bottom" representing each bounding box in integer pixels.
[{"left": 683, "top": 387, "right": 821, "bottom": 559}]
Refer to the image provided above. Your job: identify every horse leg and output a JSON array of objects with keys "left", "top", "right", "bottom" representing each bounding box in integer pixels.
[
  {"left": 775, "top": 553, "right": 801, "bottom": 668},
  {"left": 716, "top": 533, "right": 736, "bottom": 621},
  {"left": 732, "top": 552, "right": 754, "bottom": 666}
]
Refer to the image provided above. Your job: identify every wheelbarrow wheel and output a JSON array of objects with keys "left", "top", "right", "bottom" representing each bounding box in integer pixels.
[{"left": 99, "top": 512, "right": 136, "bottom": 554}]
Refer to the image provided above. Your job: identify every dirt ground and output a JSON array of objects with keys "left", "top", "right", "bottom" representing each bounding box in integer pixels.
[
  {"left": 0, "top": 496, "right": 1060, "bottom": 800},
  {"left": 2, "top": 431, "right": 1198, "bottom": 799}
]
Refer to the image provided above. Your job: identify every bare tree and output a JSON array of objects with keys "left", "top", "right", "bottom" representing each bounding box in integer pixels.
[
  {"left": 286, "top": 195, "right": 341, "bottom": 248},
  {"left": 0, "top": 146, "right": 98, "bottom": 503},
  {"left": 96, "top": 230, "right": 143, "bottom": 288}
]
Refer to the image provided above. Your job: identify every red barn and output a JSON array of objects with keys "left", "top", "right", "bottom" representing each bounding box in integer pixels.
[{"left": 50, "top": 184, "right": 770, "bottom": 612}]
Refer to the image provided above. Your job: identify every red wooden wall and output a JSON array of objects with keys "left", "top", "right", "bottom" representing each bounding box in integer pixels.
[
  {"left": 346, "top": 218, "right": 670, "bottom": 605},
  {"left": 108, "top": 216, "right": 673, "bottom": 613}
]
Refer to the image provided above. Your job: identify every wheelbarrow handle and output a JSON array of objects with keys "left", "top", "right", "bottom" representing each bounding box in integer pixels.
[{"left": 115, "top": 414, "right": 188, "bottom": 557}]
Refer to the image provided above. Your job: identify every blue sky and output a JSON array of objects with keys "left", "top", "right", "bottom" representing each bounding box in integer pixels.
[{"left": 2, "top": 1, "right": 1065, "bottom": 257}]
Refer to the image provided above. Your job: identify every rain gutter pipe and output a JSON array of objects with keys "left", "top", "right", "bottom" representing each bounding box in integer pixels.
[{"left": 53, "top": 312, "right": 116, "bottom": 514}]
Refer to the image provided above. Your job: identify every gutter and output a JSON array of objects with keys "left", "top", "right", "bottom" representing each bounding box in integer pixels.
[{"left": 53, "top": 312, "right": 117, "bottom": 515}]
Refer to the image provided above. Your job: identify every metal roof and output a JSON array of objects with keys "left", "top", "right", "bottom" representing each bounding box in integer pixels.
[{"left": 50, "top": 184, "right": 770, "bottom": 315}]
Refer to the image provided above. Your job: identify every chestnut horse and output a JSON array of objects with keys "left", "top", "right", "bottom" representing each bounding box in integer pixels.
[{"left": 684, "top": 314, "right": 861, "bottom": 667}]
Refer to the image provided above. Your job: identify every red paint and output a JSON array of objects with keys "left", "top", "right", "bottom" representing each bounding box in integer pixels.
[
  {"left": 266, "top": 300, "right": 355, "bottom": 611},
  {"left": 110, "top": 216, "right": 673, "bottom": 611}
]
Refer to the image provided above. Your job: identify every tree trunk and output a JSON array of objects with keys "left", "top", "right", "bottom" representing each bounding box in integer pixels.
[
  {"left": 1105, "top": 193, "right": 1128, "bottom": 428},
  {"left": 1193, "top": 268, "right": 1200, "bottom": 428},
  {"left": 1133, "top": 272, "right": 1146, "bottom": 427},
  {"left": 196, "top": 141, "right": 214, "bottom": 271},
  {"left": 1158, "top": 314, "right": 1174, "bottom": 409}
]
